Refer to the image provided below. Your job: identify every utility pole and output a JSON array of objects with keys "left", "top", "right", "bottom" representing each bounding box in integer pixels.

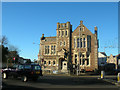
[{"left": 78, "top": 25, "right": 81, "bottom": 75}]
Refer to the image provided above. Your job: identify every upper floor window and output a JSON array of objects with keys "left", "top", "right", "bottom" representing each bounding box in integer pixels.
[
  {"left": 64, "top": 41, "right": 66, "bottom": 46},
  {"left": 51, "top": 45, "right": 56, "bottom": 54},
  {"left": 79, "top": 26, "right": 81, "bottom": 31},
  {"left": 80, "top": 38, "right": 82, "bottom": 48},
  {"left": 54, "top": 45, "right": 56, "bottom": 54},
  {"left": 87, "top": 35, "right": 91, "bottom": 51},
  {"left": 83, "top": 38, "right": 86, "bottom": 47},
  {"left": 51, "top": 46, "right": 54, "bottom": 54},
  {"left": 65, "top": 31, "right": 67, "bottom": 36},
  {"left": 62, "top": 31, "right": 64, "bottom": 36},
  {"left": 45, "top": 46, "right": 47, "bottom": 54},
  {"left": 60, "top": 42, "right": 62, "bottom": 46},
  {"left": 45, "top": 46, "right": 49, "bottom": 54},
  {"left": 59, "top": 31, "right": 60, "bottom": 36},
  {"left": 74, "top": 38, "right": 76, "bottom": 48},
  {"left": 77, "top": 38, "right": 80, "bottom": 48},
  {"left": 48, "top": 61, "right": 51, "bottom": 65}
]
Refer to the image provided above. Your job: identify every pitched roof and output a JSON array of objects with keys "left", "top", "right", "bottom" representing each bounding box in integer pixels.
[
  {"left": 45, "top": 37, "right": 56, "bottom": 42},
  {"left": 100, "top": 52, "right": 107, "bottom": 56}
]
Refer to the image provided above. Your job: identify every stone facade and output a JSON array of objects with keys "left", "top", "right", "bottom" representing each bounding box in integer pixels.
[
  {"left": 38, "top": 21, "right": 99, "bottom": 74},
  {"left": 107, "top": 54, "right": 120, "bottom": 69}
]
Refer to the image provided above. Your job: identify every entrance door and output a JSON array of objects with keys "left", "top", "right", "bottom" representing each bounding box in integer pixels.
[{"left": 59, "top": 58, "right": 65, "bottom": 70}]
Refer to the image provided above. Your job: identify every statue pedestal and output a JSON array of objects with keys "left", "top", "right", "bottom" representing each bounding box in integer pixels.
[{"left": 61, "top": 61, "right": 68, "bottom": 74}]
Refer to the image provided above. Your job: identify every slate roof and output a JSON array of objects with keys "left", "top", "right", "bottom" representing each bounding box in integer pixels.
[
  {"left": 100, "top": 52, "right": 107, "bottom": 56},
  {"left": 45, "top": 37, "right": 56, "bottom": 42}
]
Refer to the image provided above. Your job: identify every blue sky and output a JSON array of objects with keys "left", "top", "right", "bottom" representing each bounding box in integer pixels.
[{"left": 2, "top": 2, "right": 118, "bottom": 61}]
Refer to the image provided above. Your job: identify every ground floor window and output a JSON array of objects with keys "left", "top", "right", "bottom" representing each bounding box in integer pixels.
[
  {"left": 82, "top": 59, "right": 85, "bottom": 65},
  {"left": 87, "top": 59, "right": 89, "bottom": 65},
  {"left": 53, "top": 61, "right": 55, "bottom": 65},
  {"left": 75, "top": 54, "right": 77, "bottom": 64},
  {"left": 80, "top": 59, "right": 81, "bottom": 65},
  {"left": 48, "top": 61, "right": 51, "bottom": 65},
  {"left": 44, "top": 61, "right": 46, "bottom": 64}
]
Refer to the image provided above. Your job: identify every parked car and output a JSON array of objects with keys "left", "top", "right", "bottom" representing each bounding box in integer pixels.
[{"left": 2, "top": 63, "right": 43, "bottom": 82}]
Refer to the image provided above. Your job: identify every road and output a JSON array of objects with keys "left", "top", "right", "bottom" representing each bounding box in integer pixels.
[{"left": 2, "top": 75, "right": 120, "bottom": 90}]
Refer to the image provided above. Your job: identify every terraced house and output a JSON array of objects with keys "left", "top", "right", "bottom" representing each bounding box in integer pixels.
[{"left": 38, "top": 21, "right": 99, "bottom": 74}]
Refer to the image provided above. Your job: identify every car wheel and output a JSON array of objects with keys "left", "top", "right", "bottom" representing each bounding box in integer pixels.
[
  {"left": 22, "top": 76, "right": 28, "bottom": 82},
  {"left": 2, "top": 73, "right": 8, "bottom": 79}
]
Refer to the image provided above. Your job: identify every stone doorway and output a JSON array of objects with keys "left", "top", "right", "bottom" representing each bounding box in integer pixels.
[{"left": 59, "top": 58, "right": 65, "bottom": 70}]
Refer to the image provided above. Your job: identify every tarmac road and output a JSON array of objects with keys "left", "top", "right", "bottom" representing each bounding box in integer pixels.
[{"left": 2, "top": 75, "right": 120, "bottom": 90}]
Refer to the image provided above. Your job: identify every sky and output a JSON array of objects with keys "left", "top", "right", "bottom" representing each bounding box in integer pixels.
[{"left": 2, "top": 2, "right": 118, "bottom": 61}]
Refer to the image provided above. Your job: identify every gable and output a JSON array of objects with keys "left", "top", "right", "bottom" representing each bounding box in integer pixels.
[
  {"left": 58, "top": 48, "right": 66, "bottom": 56},
  {"left": 72, "top": 24, "right": 94, "bottom": 36}
]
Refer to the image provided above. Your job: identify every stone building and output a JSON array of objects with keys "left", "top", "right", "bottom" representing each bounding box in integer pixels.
[
  {"left": 107, "top": 54, "right": 120, "bottom": 69},
  {"left": 38, "top": 21, "right": 99, "bottom": 74}
]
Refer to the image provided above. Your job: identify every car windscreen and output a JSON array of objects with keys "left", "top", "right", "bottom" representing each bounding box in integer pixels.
[
  {"left": 33, "top": 65, "right": 41, "bottom": 70},
  {"left": 18, "top": 65, "right": 24, "bottom": 69},
  {"left": 24, "top": 65, "right": 31, "bottom": 69}
]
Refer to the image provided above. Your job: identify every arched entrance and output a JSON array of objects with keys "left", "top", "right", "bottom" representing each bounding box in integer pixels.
[{"left": 59, "top": 58, "right": 65, "bottom": 70}]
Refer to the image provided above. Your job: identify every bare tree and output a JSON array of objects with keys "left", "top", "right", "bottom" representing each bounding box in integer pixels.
[
  {"left": 0, "top": 36, "right": 8, "bottom": 46},
  {"left": 8, "top": 45, "right": 20, "bottom": 52}
]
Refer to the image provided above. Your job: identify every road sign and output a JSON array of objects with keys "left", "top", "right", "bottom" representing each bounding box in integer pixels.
[{"left": 13, "top": 57, "right": 15, "bottom": 61}]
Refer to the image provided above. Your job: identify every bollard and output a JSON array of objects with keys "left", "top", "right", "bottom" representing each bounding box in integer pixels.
[
  {"left": 117, "top": 73, "right": 120, "bottom": 83},
  {"left": 101, "top": 71, "right": 105, "bottom": 79}
]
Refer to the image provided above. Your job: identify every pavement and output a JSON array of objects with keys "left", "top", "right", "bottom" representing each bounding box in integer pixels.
[{"left": 44, "top": 74, "right": 120, "bottom": 86}]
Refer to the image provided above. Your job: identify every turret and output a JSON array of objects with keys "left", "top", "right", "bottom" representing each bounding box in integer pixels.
[
  {"left": 80, "top": 20, "right": 83, "bottom": 25},
  {"left": 41, "top": 34, "right": 45, "bottom": 40},
  {"left": 57, "top": 22, "right": 60, "bottom": 29},
  {"left": 94, "top": 26, "right": 97, "bottom": 37}
]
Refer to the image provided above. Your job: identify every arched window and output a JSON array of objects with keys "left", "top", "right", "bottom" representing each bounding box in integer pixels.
[
  {"left": 48, "top": 61, "right": 51, "bottom": 65},
  {"left": 77, "top": 38, "right": 80, "bottom": 48},
  {"left": 53, "top": 61, "right": 55, "bottom": 65},
  {"left": 60, "top": 42, "right": 62, "bottom": 46},
  {"left": 62, "top": 31, "right": 64, "bottom": 36},
  {"left": 44, "top": 61, "right": 46, "bottom": 64},
  {"left": 64, "top": 41, "right": 66, "bottom": 46},
  {"left": 74, "top": 38, "right": 76, "bottom": 48},
  {"left": 51, "top": 45, "right": 54, "bottom": 54},
  {"left": 75, "top": 54, "right": 77, "bottom": 64},
  {"left": 82, "top": 59, "right": 85, "bottom": 65},
  {"left": 80, "top": 38, "right": 82, "bottom": 48},
  {"left": 54, "top": 45, "right": 56, "bottom": 54},
  {"left": 66, "top": 31, "right": 67, "bottom": 36},
  {"left": 80, "top": 59, "right": 81, "bottom": 65},
  {"left": 83, "top": 38, "right": 86, "bottom": 47},
  {"left": 59, "top": 31, "right": 60, "bottom": 36}
]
